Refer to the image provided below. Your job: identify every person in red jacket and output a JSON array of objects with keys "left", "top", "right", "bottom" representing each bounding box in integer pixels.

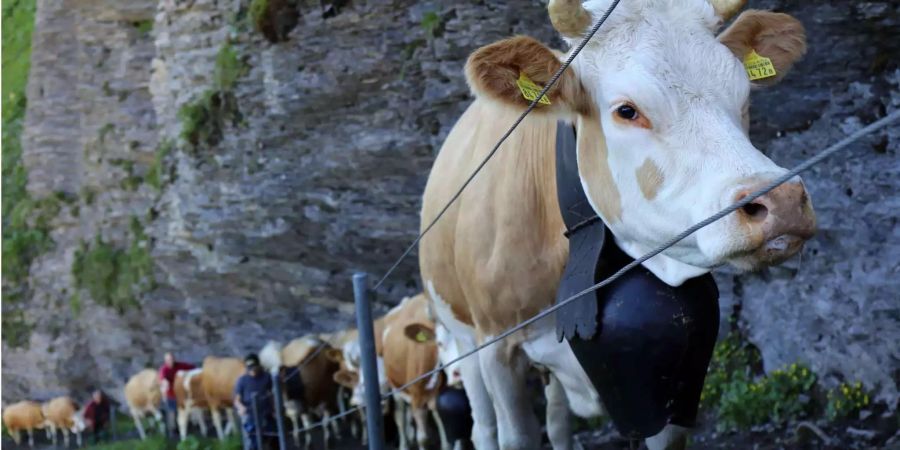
[
  {"left": 158, "top": 352, "right": 195, "bottom": 438},
  {"left": 83, "top": 389, "right": 110, "bottom": 444}
]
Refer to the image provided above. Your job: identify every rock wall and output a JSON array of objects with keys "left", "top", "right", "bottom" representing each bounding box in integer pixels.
[{"left": 3, "top": 0, "right": 898, "bottom": 410}]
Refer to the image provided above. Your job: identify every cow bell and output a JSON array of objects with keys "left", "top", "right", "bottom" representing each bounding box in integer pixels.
[{"left": 554, "top": 122, "right": 720, "bottom": 439}]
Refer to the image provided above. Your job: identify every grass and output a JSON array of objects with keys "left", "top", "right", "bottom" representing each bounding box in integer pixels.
[
  {"left": 71, "top": 217, "right": 155, "bottom": 313},
  {"left": 82, "top": 435, "right": 241, "bottom": 450},
  {"left": 179, "top": 44, "right": 246, "bottom": 151},
  {"left": 146, "top": 139, "right": 175, "bottom": 190}
]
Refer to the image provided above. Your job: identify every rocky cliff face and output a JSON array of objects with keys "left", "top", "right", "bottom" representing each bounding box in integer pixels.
[{"left": 3, "top": 0, "right": 898, "bottom": 412}]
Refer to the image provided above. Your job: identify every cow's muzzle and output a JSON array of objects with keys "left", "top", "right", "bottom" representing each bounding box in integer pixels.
[{"left": 732, "top": 180, "right": 816, "bottom": 267}]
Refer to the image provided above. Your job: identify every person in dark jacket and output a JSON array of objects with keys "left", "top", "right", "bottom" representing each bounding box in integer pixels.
[
  {"left": 83, "top": 389, "right": 110, "bottom": 444},
  {"left": 234, "top": 353, "right": 276, "bottom": 450}
]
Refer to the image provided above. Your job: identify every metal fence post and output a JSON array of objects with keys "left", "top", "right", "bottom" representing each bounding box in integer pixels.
[
  {"left": 353, "top": 272, "right": 384, "bottom": 450},
  {"left": 270, "top": 371, "right": 288, "bottom": 450},
  {"left": 252, "top": 393, "right": 264, "bottom": 450}
]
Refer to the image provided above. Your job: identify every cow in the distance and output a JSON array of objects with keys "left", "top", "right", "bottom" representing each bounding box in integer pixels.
[
  {"left": 174, "top": 368, "right": 209, "bottom": 439},
  {"left": 3, "top": 401, "right": 46, "bottom": 447},
  {"left": 201, "top": 356, "right": 244, "bottom": 440},
  {"left": 333, "top": 295, "right": 452, "bottom": 450},
  {"left": 42, "top": 396, "right": 86, "bottom": 447},
  {"left": 419, "top": 0, "right": 816, "bottom": 449},
  {"left": 261, "top": 335, "right": 341, "bottom": 448},
  {"left": 124, "top": 369, "right": 164, "bottom": 440}
]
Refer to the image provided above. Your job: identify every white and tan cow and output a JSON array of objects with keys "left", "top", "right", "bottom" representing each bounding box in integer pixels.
[
  {"left": 201, "top": 356, "right": 244, "bottom": 440},
  {"left": 174, "top": 368, "right": 209, "bottom": 440},
  {"left": 334, "top": 295, "right": 452, "bottom": 450},
  {"left": 3, "top": 401, "right": 46, "bottom": 447},
  {"left": 42, "top": 396, "right": 86, "bottom": 447},
  {"left": 261, "top": 335, "right": 341, "bottom": 448},
  {"left": 124, "top": 369, "right": 164, "bottom": 440},
  {"left": 419, "top": 1, "right": 815, "bottom": 449}
]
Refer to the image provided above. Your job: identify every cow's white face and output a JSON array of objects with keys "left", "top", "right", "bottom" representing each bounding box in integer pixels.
[
  {"left": 434, "top": 324, "right": 463, "bottom": 387},
  {"left": 466, "top": 0, "right": 816, "bottom": 286}
]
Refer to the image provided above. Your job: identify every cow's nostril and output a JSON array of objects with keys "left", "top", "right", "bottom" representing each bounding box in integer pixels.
[{"left": 741, "top": 202, "right": 768, "bottom": 222}]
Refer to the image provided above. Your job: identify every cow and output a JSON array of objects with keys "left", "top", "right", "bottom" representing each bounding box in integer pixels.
[
  {"left": 3, "top": 401, "right": 46, "bottom": 447},
  {"left": 418, "top": 0, "right": 815, "bottom": 449},
  {"left": 261, "top": 335, "right": 341, "bottom": 448},
  {"left": 174, "top": 368, "right": 209, "bottom": 440},
  {"left": 124, "top": 368, "right": 164, "bottom": 440},
  {"left": 42, "top": 396, "right": 86, "bottom": 448},
  {"left": 332, "top": 295, "right": 452, "bottom": 450},
  {"left": 201, "top": 356, "right": 244, "bottom": 440}
]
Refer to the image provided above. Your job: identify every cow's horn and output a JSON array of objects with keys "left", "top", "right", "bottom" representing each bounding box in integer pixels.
[
  {"left": 548, "top": 0, "right": 592, "bottom": 38},
  {"left": 708, "top": 0, "right": 746, "bottom": 21}
]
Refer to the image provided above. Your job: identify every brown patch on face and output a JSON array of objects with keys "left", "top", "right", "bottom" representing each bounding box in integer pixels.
[
  {"left": 465, "top": 36, "right": 592, "bottom": 115},
  {"left": 576, "top": 115, "right": 621, "bottom": 222},
  {"left": 717, "top": 10, "right": 806, "bottom": 86},
  {"left": 635, "top": 158, "right": 664, "bottom": 200}
]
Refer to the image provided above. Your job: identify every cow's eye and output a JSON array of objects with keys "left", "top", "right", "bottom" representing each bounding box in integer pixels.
[{"left": 616, "top": 104, "right": 638, "bottom": 120}]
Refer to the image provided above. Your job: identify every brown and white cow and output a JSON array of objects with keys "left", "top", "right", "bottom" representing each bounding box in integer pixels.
[
  {"left": 42, "top": 396, "right": 86, "bottom": 447},
  {"left": 124, "top": 369, "right": 164, "bottom": 440},
  {"left": 260, "top": 335, "right": 341, "bottom": 449},
  {"left": 3, "top": 401, "right": 46, "bottom": 447},
  {"left": 174, "top": 368, "right": 209, "bottom": 440},
  {"left": 419, "top": 1, "right": 815, "bottom": 449},
  {"left": 334, "top": 295, "right": 452, "bottom": 450},
  {"left": 201, "top": 356, "right": 244, "bottom": 440}
]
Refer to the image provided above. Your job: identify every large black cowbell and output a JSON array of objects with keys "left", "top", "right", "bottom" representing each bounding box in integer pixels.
[{"left": 553, "top": 121, "right": 720, "bottom": 440}]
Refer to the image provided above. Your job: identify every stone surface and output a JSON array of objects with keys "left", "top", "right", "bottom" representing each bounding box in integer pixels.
[{"left": 2, "top": 0, "right": 899, "bottom": 413}]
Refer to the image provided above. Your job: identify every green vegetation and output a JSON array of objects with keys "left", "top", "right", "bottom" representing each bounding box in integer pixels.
[
  {"left": 826, "top": 381, "right": 870, "bottom": 421},
  {"left": 701, "top": 333, "right": 874, "bottom": 431},
  {"left": 110, "top": 158, "right": 143, "bottom": 191},
  {"left": 82, "top": 435, "right": 241, "bottom": 450},
  {"left": 179, "top": 43, "right": 247, "bottom": 151},
  {"left": 146, "top": 139, "right": 175, "bottom": 190},
  {"left": 702, "top": 334, "right": 817, "bottom": 430},
  {"left": 716, "top": 362, "right": 817, "bottom": 430},
  {"left": 420, "top": 11, "right": 442, "bottom": 39},
  {"left": 133, "top": 19, "right": 153, "bottom": 35},
  {"left": 249, "top": 0, "right": 270, "bottom": 34},
  {"left": 71, "top": 217, "right": 155, "bottom": 313}
]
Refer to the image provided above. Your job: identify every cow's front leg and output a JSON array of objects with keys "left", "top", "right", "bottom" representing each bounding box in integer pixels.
[
  {"left": 210, "top": 407, "right": 225, "bottom": 440},
  {"left": 300, "top": 413, "right": 314, "bottom": 449},
  {"left": 27, "top": 428, "right": 34, "bottom": 447},
  {"left": 645, "top": 424, "right": 688, "bottom": 450},
  {"left": 544, "top": 373, "right": 572, "bottom": 450},
  {"left": 393, "top": 397, "right": 409, "bottom": 450},
  {"left": 479, "top": 343, "right": 540, "bottom": 450},
  {"left": 412, "top": 406, "right": 430, "bottom": 449},
  {"left": 460, "top": 352, "right": 498, "bottom": 450},
  {"left": 428, "top": 399, "right": 451, "bottom": 450}
]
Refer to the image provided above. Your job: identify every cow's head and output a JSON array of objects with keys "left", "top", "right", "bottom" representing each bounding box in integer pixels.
[{"left": 466, "top": 0, "right": 816, "bottom": 286}]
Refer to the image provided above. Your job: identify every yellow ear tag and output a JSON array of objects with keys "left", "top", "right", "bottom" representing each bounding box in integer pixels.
[
  {"left": 516, "top": 72, "right": 552, "bottom": 105},
  {"left": 743, "top": 50, "right": 777, "bottom": 81},
  {"left": 415, "top": 331, "right": 428, "bottom": 343}
]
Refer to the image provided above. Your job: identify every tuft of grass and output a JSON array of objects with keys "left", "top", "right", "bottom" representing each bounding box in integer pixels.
[
  {"left": 82, "top": 435, "right": 241, "bottom": 450},
  {"left": 132, "top": 19, "right": 153, "bottom": 35},
  {"left": 179, "top": 44, "right": 246, "bottom": 151},
  {"left": 71, "top": 217, "right": 155, "bottom": 313},
  {"left": 420, "top": 11, "right": 442, "bottom": 39},
  {"left": 146, "top": 139, "right": 175, "bottom": 190}
]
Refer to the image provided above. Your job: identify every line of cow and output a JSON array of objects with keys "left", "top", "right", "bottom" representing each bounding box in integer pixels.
[{"left": 2, "top": 397, "right": 86, "bottom": 448}]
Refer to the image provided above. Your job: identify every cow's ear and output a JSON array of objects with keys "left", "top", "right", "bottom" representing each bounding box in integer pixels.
[
  {"left": 465, "top": 36, "right": 592, "bottom": 115},
  {"left": 333, "top": 370, "right": 358, "bottom": 388},
  {"left": 403, "top": 323, "right": 436, "bottom": 343},
  {"left": 325, "top": 348, "right": 344, "bottom": 363},
  {"left": 717, "top": 10, "right": 806, "bottom": 86}
]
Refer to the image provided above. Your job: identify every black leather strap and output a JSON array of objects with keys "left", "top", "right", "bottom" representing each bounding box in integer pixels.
[{"left": 554, "top": 121, "right": 605, "bottom": 341}]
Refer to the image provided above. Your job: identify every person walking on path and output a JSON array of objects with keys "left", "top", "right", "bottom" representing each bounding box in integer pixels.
[
  {"left": 234, "top": 353, "right": 276, "bottom": 450},
  {"left": 158, "top": 352, "right": 195, "bottom": 438}
]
